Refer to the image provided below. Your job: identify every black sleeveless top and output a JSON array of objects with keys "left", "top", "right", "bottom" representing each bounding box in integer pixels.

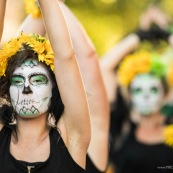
[
  {"left": 114, "top": 129, "right": 173, "bottom": 173},
  {"left": 86, "top": 155, "right": 106, "bottom": 173},
  {"left": 0, "top": 126, "right": 85, "bottom": 173}
]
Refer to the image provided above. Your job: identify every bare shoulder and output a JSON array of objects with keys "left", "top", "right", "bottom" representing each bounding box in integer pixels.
[{"left": 0, "top": 123, "right": 4, "bottom": 131}]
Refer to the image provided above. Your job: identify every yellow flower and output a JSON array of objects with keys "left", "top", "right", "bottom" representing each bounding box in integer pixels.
[
  {"left": 118, "top": 51, "right": 151, "bottom": 86},
  {"left": 163, "top": 125, "right": 173, "bottom": 147},
  {"left": 0, "top": 33, "right": 54, "bottom": 77},
  {"left": 167, "top": 64, "right": 173, "bottom": 86},
  {"left": 24, "top": 0, "right": 41, "bottom": 18}
]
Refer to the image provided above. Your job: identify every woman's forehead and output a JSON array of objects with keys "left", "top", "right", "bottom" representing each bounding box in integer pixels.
[
  {"left": 131, "top": 74, "right": 162, "bottom": 87},
  {"left": 13, "top": 61, "right": 49, "bottom": 77}
]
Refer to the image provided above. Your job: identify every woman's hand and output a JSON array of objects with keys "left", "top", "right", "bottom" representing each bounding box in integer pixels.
[{"left": 139, "top": 5, "right": 172, "bottom": 30}]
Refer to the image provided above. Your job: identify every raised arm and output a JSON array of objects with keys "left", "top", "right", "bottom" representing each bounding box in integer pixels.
[
  {"left": 38, "top": 0, "right": 90, "bottom": 168},
  {"left": 100, "top": 34, "right": 140, "bottom": 103},
  {"left": 138, "top": 5, "right": 173, "bottom": 48},
  {"left": 16, "top": 14, "right": 45, "bottom": 36},
  {"left": 100, "top": 5, "right": 172, "bottom": 75},
  {"left": 139, "top": 5, "right": 171, "bottom": 31},
  {"left": 100, "top": 5, "right": 173, "bottom": 104},
  {"left": 0, "top": 0, "right": 7, "bottom": 41},
  {"left": 18, "top": 0, "right": 109, "bottom": 171},
  {"left": 58, "top": 2, "right": 109, "bottom": 171}
]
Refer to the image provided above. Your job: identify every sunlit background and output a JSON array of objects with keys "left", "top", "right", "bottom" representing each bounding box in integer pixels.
[
  {"left": 1, "top": 0, "right": 173, "bottom": 56},
  {"left": 1, "top": 1, "right": 173, "bottom": 173}
]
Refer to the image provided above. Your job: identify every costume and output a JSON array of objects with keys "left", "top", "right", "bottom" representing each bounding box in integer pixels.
[
  {"left": 86, "top": 155, "right": 105, "bottom": 173},
  {"left": 113, "top": 126, "right": 173, "bottom": 173},
  {"left": 0, "top": 126, "right": 85, "bottom": 173},
  {"left": 111, "top": 42, "right": 173, "bottom": 173}
]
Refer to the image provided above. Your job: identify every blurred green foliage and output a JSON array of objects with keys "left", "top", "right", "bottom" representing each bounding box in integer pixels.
[{"left": 65, "top": 0, "right": 173, "bottom": 56}]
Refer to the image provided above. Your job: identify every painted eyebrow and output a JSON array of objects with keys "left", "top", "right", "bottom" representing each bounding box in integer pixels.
[
  {"left": 12, "top": 74, "right": 25, "bottom": 78},
  {"left": 28, "top": 72, "right": 49, "bottom": 78},
  {"left": 12, "top": 72, "right": 48, "bottom": 78}
]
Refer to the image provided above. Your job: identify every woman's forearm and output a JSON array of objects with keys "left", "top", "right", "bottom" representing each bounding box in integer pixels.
[
  {"left": 38, "top": 0, "right": 73, "bottom": 58},
  {"left": 16, "top": 14, "right": 46, "bottom": 37},
  {"left": 0, "top": 0, "right": 7, "bottom": 41},
  {"left": 100, "top": 33, "right": 140, "bottom": 71}
]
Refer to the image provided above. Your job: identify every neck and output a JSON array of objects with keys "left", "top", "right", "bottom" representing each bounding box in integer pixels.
[
  {"left": 138, "top": 112, "right": 165, "bottom": 130},
  {"left": 15, "top": 113, "right": 50, "bottom": 141},
  {"left": 135, "top": 112, "right": 165, "bottom": 144}
]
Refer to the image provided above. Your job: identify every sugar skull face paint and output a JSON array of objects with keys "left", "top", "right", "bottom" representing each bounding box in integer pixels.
[
  {"left": 9, "top": 59, "right": 53, "bottom": 118},
  {"left": 130, "top": 74, "right": 165, "bottom": 116}
]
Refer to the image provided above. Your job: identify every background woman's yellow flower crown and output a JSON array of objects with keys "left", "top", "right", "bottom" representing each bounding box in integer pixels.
[
  {"left": 24, "top": 0, "right": 41, "bottom": 18},
  {"left": 163, "top": 125, "right": 173, "bottom": 148},
  {"left": 0, "top": 33, "right": 54, "bottom": 77},
  {"left": 118, "top": 50, "right": 169, "bottom": 87}
]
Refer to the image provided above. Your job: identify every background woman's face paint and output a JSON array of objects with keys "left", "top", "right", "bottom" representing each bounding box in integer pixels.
[
  {"left": 130, "top": 74, "right": 164, "bottom": 116},
  {"left": 9, "top": 59, "right": 53, "bottom": 118}
]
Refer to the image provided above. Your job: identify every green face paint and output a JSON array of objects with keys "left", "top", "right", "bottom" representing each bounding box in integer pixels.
[
  {"left": 11, "top": 76, "right": 25, "bottom": 86},
  {"left": 130, "top": 74, "right": 164, "bottom": 116},
  {"left": 10, "top": 59, "right": 53, "bottom": 118},
  {"left": 11, "top": 74, "right": 48, "bottom": 87},
  {"left": 30, "top": 74, "right": 48, "bottom": 86}
]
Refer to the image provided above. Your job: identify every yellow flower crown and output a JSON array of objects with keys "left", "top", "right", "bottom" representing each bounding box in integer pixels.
[
  {"left": 167, "top": 64, "right": 173, "bottom": 86},
  {"left": 0, "top": 33, "right": 54, "bottom": 77},
  {"left": 163, "top": 125, "right": 173, "bottom": 147},
  {"left": 118, "top": 50, "right": 168, "bottom": 87},
  {"left": 24, "top": 0, "right": 41, "bottom": 18}
]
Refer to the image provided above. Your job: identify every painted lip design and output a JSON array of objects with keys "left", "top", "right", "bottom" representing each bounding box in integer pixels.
[
  {"left": 19, "top": 106, "right": 39, "bottom": 115},
  {"left": 11, "top": 97, "right": 49, "bottom": 106},
  {"left": 11, "top": 99, "right": 40, "bottom": 106}
]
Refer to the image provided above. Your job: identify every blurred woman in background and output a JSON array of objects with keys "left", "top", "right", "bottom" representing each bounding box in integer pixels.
[{"left": 100, "top": 5, "right": 173, "bottom": 173}]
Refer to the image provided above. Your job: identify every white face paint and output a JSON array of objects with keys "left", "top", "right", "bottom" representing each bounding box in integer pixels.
[
  {"left": 130, "top": 74, "right": 165, "bottom": 116},
  {"left": 9, "top": 59, "right": 53, "bottom": 118}
]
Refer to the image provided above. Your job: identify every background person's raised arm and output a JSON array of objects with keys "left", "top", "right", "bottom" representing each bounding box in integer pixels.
[{"left": 58, "top": 2, "right": 110, "bottom": 171}]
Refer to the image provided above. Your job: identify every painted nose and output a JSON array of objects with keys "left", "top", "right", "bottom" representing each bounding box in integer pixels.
[
  {"left": 144, "top": 94, "right": 150, "bottom": 100},
  {"left": 22, "top": 86, "right": 33, "bottom": 94}
]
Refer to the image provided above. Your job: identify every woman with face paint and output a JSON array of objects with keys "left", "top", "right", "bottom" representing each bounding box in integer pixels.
[
  {"left": 17, "top": 1, "right": 110, "bottom": 173},
  {"left": 100, "top": 6, "right": 173, "bottom": 173},
  {"left": 113, "top": 50, "right": 173, "bottom": 173},
  {"left": 0, "top": 0, "right": 91, "bottom": 172}
]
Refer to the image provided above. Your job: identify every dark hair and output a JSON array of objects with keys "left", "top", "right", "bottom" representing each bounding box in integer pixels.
[
  {"left": 109, "top": 85, "right": 131, "bottom": 161},
  {"left": 0, "top": 49, "right": 64, "bottom": 130}
]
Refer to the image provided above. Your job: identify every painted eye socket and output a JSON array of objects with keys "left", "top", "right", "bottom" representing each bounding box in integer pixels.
[
  {"left": 132, "top": 88, "right": 142, "bottom": 95},
  {"left": 30, "top": 74, "right": 48, "bottom": 86},
  {"left": 11, "top": 76, "right": 25, "bottom": 86},
  {"left": 150, "top": 87, "right": 159, "bottom": 94}
]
